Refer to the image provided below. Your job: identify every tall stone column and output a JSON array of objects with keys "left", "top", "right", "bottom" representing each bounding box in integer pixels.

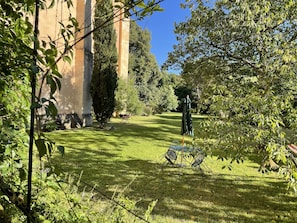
[
  {"left": 57, "top": 0, "right": 94, "bottom": 126},
  {"left": 38, "top": 0, "right": 94, "bottom": 127},
  {"left": 113, "top": 1, "right": 130, "bottom": 80},
  {"left": 38, "top": 0, "right": 129, "bottom": 127},
  {"left": 77, "top": 0, "right": 95, "bottom": 126}
]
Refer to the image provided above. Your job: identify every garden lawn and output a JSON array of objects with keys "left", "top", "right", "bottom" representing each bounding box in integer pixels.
[{"left": 47, "top": 113, "right": 297, "bottom": 223}]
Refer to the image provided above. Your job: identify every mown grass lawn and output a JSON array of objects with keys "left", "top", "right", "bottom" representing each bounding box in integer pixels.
[{"left": 47, "top": 113, "right": 297, "bottom": 223}]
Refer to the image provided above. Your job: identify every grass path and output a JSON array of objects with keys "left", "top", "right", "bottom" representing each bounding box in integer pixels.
[{"left": 48, "top": 113, "right": 297, "bottom": 223}]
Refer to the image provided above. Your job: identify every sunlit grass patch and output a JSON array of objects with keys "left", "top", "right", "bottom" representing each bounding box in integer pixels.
[{"left": 47, "top": 112, "right": 297, "bottom": 223}]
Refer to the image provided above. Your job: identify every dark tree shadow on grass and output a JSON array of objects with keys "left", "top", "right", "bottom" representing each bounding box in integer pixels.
[
  {"left": 52, "top": 150, "right": 297, "bottom": 223},
  {"left": 49, "top": 114, "right": 297, "bottom": 223}
]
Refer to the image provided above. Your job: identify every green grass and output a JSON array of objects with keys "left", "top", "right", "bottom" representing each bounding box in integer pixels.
[{"left": 47, "top": 113, "right": 297, "bottom": 223}]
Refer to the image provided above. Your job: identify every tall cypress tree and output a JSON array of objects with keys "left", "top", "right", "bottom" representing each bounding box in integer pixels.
[{"left": 91, "top": 0, "right": 118, "bottom": 127}]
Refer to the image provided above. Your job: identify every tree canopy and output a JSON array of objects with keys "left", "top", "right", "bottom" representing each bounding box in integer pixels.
[
  {"left": 166, "top": 0, "right": 297, "bottom": 189},
  {"left": 129, "top": 20, "right": 178, "bottom": 114},
  {"left": 0, "top": 0, "right": 166, "bottom": 221}
]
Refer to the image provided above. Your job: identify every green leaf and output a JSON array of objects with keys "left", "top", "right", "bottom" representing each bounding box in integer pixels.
[
  {"left": 31, "top": 64, "right": 39, "bottom": 74},
  {"left": 57, "top": 145, "right": 65, "bottom": 156},
  {"left": 47, "top": 142, "right": 53, "bottom": 155},
  {"left": 41, "top": 40, "right": 47, "bottom": 48},
  {"left": 152, "top": 5, "right": 163, "bottom": 12},
  {"left": 19, "top": 168, "right": 27, "bottom": 181},
  {"left": 53, "top": 76, "right": 62, "bottom": 91},
  {"left": 52, "top": 69, "right": 62, "bottom": 78},
  {"left": 35, "top": 138, "right": 47, "bottom": 158},
  {"left": 41, "top": 97, "right": 48, "bottom": 103},
  {"left": 63, "top": 55, "right": 72, "bottom": 64},
  {"left": 48, "top": 0, "right": 55, "bottom": 9},
  {"left": 46, "top": 75, "right": 57, "bottom": 94},
  {"left": 46, "top": 101, "right": 58, "bottom": 118},
  {"left": 136, "top": 1, "right": 146, "bottom": 8},
  {"left": 30, "top": 101, "right": 42, "bottom": 109}
]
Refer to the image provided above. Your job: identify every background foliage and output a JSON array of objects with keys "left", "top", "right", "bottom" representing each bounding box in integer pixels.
[
  {"left": 115, "top": 78, "right": 144, "bottom": 115},
  {"left": 166, "top": 0, "right": 297, "bottom": 189},
  {"left": 128, "top": 20, "right": 178, "bottom": 115},
  {"left": 0, "top": 1, "right": 33, "bottom": 221},
  {"left": 0, "top": 0, "right": 165, "bottom": 221}
]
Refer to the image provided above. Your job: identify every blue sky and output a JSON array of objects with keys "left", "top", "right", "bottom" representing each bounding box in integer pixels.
[{"left": 136, "top": 0, "right": 191, "bottom": 72}]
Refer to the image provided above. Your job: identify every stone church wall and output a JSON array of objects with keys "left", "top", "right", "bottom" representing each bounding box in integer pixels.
[{"left": 38, "top": 0, "right": 129, "bottom": 128}]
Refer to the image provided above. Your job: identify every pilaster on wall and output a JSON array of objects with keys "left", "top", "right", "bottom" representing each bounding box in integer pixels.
[
  {"left": 82, "top": 0, "right": 95, "bottom": 127},
  {"left": 38, "top": 0, "right": 129, "bottom": 127},
  {"left": 75, "top": 0, "right": 94, "bottom": 126},
  {"left": 38, "top": 0, "right": 94, "bottom": 126},
  {"left": 73, "top": 0, "right": 85, "bottom": 123},
  {"left": 113, "top": 1, "right": 130, "bottom": 80},
  {"left": 38, "top": 0, "right": 77, "bottom": 116}
]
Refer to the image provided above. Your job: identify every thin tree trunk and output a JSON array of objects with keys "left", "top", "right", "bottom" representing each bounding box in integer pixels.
[{"left": 27, "top": 0, "right": 40, "bottom": 222}]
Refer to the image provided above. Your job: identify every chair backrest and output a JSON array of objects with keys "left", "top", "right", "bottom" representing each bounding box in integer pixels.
[{"left": 165, "top": 149, "right": 177, "bottom": 164}]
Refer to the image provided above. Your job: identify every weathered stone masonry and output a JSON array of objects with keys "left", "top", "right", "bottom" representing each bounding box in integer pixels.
[{"left": 38, "top": 0, "right": 130, "bottom": 127}]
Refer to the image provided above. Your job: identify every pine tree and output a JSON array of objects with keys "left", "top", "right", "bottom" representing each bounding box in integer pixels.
[{"left": 91, "top": 0, "right": 118, "bottom": 127}]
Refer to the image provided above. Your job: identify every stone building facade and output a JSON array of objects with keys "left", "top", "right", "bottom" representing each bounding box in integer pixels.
[
  {"left": 38, "top": 0, "right": 130, "bottom": 127},
  {"left": 113, "top": 1, "right": 130, "bottom": 79}
]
